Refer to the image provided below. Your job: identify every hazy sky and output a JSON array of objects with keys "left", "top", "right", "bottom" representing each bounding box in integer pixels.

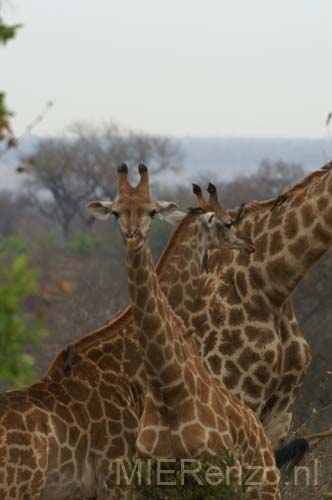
[{"left": 2, "top": 0, "right": 332, "bottom": 138}]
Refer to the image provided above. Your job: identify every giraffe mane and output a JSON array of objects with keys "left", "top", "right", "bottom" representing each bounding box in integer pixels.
[{"left": 228, "top": 161, "right": 332, "bottom": 219}]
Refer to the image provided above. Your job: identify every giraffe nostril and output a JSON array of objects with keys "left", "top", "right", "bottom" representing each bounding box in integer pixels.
[{"left": 125, "top": 229, "right": 143, "bottom": 240}]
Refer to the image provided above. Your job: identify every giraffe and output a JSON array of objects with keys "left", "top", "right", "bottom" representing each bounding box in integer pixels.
[
  {"left": 189, "top": 161, "right": 332, "bottom": 449},
  {"left": 0, "top": 164, "right": 252, "bottom": 500},
  {"left": 88, "top": 163, "right": 280, "bottom": 499},
  {"left": 0, "top": 338, "right": 140, "bottom": 500}
]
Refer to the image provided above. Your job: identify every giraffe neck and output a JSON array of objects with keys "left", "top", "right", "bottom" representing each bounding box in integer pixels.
[
  {"left": 157, "top": 215, "right": 207, "bottom": 325},
  {"left": 234, "top": 165, "right": 332, "bottom": 307},
  {"left": 126, "top": 241, "right": 191, "bottom": 404}
]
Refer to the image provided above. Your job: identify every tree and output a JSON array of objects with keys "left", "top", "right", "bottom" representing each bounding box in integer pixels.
[
  {"left": 0, "top": 92, "right": 13, "bottom": 140},
  {"left": 0, "top": 15, "right": 21, "bottom": 45},
  {"left": 255, "top": 159, "right": 305, "bottom": 195},
  {"left": 0, "top": 191, "right": 33, "bottom": 236},
  {"left": 0, "top": 7, "right": 21, "bottom": 143},
  {"left": 218, "top": 159, "right": 305, "bottom": 209},
  {"left": 170, "top": 159, "right": 306, "bottom": 213},
  {"left": 23, "top": 122, "right": 183, "bottom": 238}
]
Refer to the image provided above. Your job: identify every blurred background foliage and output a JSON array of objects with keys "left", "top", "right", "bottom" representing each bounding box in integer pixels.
[{"left": 0, "top": 243, "right": 46, "bottom": 386}]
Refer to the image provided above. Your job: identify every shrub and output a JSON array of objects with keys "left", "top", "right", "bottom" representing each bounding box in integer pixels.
[
  {"left": 0, "top": 235, "right": 29, "bottom": 256},
  {"left": 0, "top": 253, "right": 46, "bottom": 386},
  {"left": 66, "top": 232, "right": 97, "bottom": 256},
  {"left": 126, "top": 451, "right": 252, "bottom": 500}
]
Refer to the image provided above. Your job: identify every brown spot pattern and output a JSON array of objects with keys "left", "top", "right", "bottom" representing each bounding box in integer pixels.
[
  {"left": 301, "top": 204, "right": 315, "bottom": 228},
  {"left": 248, "top": 266, "right": 266, "bottom": 290},
  {"left": 219, "top": 329, "right": 244, "bottom": 356},
  {"left": 269, "top": 231, "right": 283, "bottom": 256},
  {"left": 235, "top": 271, "right": 247, "bottom": 297},
  {"left": 285, "top": 211, "right": 299, "bottom": 239}
]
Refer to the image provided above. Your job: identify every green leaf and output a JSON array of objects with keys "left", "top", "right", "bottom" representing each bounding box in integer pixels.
[{"left": 0, "top": 18, "right": 22, "bottom": 45}]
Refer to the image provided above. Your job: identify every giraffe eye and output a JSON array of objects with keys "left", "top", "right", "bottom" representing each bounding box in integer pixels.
[
  {"left": 224, "top": 221, "right": 233, "bottom": 229},
  {"left": 149, "top": 210, "right": 158, "bottom": 218}
]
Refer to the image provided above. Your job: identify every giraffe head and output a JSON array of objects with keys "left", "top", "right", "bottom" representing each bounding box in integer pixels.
[
  {"left": 192, "top": 182, "right": 255, "bottom": 253},
  {"left": 86, "top": 164, "right": 253, "bottom": 254},
  {"left": 86, "top": 163, "right": 184, "bottom": 251}
]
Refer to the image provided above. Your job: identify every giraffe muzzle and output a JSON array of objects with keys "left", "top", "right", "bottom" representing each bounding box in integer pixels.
[
  {"left": 230, "top": 235, "right": 255, "bottom": 254},
  {"left": 242, "top": 237, "right": 255, "bottom": 254},
  {"left": 124, "top": 229, "right": 144, "bottom": 250}
]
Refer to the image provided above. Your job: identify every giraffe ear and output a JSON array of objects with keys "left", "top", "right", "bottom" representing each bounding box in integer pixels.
[
  {"left": 156, "top": 201, "right": 185, "bottom": 226},
  {"left": 156, "top": 201, "right": 178, "bottom": 212},
  {"left": 158, "top": 210, "right": 186, "bottom": 226},
  {"left": 201, "top": 211, "right": 216, "bottom": 226},
  {"left": 85, "top": 201, "right": 114, "bottom": 220}
]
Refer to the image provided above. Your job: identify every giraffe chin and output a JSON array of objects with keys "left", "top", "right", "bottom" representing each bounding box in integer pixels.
[
  {"left": 125, "top": 237, "right": 145, "bottom": 252},
  {"left": 228, "top": 237, "right": 255, "bottom": 254},
  {"left": 238, "top": 239, "right": 255, "bottom": 254}
]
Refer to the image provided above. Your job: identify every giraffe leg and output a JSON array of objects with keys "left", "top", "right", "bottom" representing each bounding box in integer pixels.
[
  {"left": 263, "top": 358, "right": 310, "bottom": 449},
  {"left": 263, "top": 321, "right": 312, "bottom": 449},
  {"left": 264, "top": 349, "right": 311, "bottom": 449},
  {"left": 263, "top": 410, "right": 293, "bottom": 449},
  {"left": 261, "top": 389, "right": 296, "bottom": 449}
]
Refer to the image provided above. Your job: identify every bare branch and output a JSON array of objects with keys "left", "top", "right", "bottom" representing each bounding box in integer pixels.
[{"left": 22, "top": 122, "right": 183, "bottom": 237}]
